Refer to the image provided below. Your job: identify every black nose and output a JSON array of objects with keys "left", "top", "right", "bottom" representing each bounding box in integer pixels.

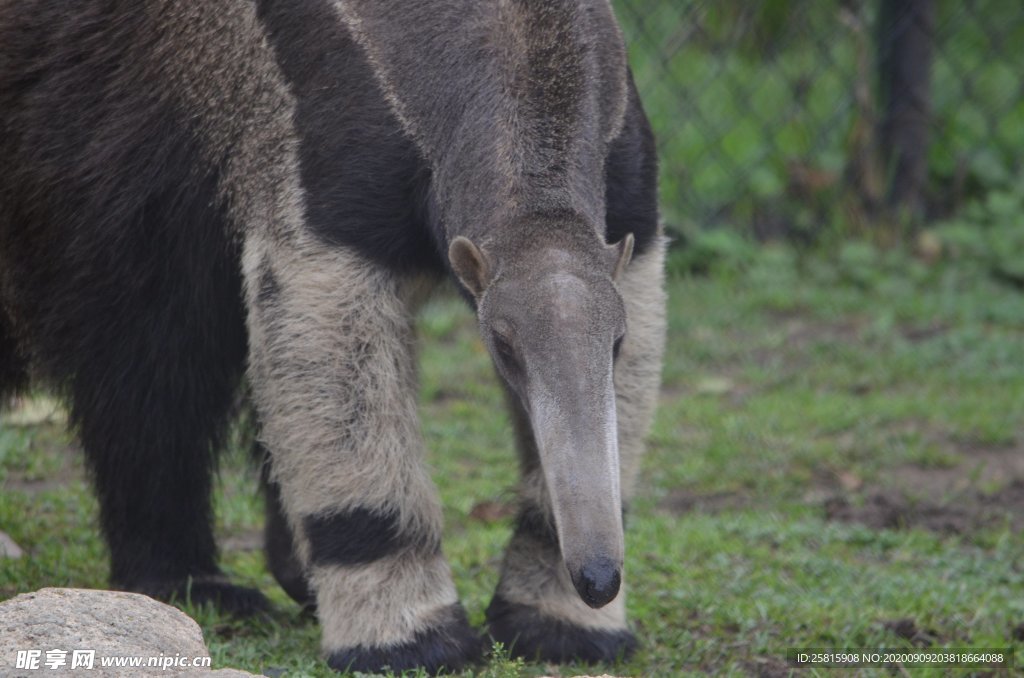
[{"left": 570, "top": 556, "right": 621, "bottom": 608}]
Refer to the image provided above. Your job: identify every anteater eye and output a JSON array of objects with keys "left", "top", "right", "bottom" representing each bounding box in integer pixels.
[
  {"left": 612, "top": 335, "right": 625, "bottom": 361},
  {"left": 493, "top": 335, "right": 517, "bottom": 366}
]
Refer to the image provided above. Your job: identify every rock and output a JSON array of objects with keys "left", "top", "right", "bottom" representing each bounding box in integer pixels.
[
  {"left": 0, "top": 531, "right": 23, "bottom": 559},
  {"left": 0, "top": 588, "right": 262, "bottom": 677}
]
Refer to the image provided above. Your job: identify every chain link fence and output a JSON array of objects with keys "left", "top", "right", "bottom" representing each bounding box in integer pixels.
[{"left": 614, "top": 0, "right": 1024, "bottom": 241}]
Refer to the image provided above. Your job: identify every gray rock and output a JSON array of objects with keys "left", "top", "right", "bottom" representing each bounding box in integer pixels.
[
  {"left": 0, "top": 531, "right": 22, "bottom": 559},
  {"left": 0, "top": 588, "right": 261, "bottom": 677}
]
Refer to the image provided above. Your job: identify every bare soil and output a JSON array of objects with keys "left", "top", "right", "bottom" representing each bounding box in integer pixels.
[{"left": 662, "top": 435, "right": 1024, "bottom": 537}]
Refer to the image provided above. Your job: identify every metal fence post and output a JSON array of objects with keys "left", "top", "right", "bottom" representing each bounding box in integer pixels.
[{"left": 877, "top": 0, "right": 935, "bottom": 219}]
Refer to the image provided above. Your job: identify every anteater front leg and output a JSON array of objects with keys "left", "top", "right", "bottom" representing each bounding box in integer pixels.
[
  {"left": 487, "top": 237, "right": 667, "bottom": 663},
  {"left": 244, "top": 235, "right": 479, "bottom": 674}
]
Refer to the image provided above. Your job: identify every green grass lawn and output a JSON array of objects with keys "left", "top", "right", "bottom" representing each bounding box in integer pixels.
[{"left": 2, "top": 245, "right": 1024, "bottom": 676}]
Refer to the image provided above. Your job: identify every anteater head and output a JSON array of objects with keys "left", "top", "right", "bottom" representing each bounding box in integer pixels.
[{"left": 448, "top": 217, "right": 634, "bottom": 609}]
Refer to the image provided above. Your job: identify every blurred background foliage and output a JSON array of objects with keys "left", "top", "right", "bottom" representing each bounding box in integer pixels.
[{"left": 613, "top": 0, "right": 1024, "bottom": 275}]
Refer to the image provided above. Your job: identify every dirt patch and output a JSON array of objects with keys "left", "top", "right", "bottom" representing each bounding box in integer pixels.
[
  {"left": 659, "top": 489, "right": 751, "bottom": 516},
  {"left": 881, "top": 420, "right": 1024, "bottom": 493},
  {"left": 901, "top": 320, "right": 950, "bottom": 343},
  {"left": 825, "top": 479, "right": 1024, "bottom": 535},
  {"left": 819, "top": 422, "right": 1024, "bottom": 536},
  {"left": 662, "top": 435, "right": 1024, "bottom": 538},
  {"left": 468, "top": 500, "right": 517, "bottom": 523},
  {"left": 765, "top": 311, "right": 951, "bottom": 348},
  {"left": 884, "top": 450, "right": 1024, "bottom": 498},
  {"left": 880, "top": 617, "right": 940, "bottom": 646},
  {"left": 782, "top": 316, "right": 864, "bottom": 347},
  {"left": 664, "top": 480, "right": 1024, "bottom": 536}
]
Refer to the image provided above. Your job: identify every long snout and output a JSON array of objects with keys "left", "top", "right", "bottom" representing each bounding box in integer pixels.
[{"left": 530, "top": 381, "right": 624, "bottom": 609}]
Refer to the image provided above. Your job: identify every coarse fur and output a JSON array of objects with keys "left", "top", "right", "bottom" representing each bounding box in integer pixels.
[
  {"left": 0, "top": 0, "right": 302, "bottom": 613},
  {"left": 486, "top": 238, "right": 667, "bottom": 658},
  {"left": 0, "top": 0, "right": 665, "bottom": 673}
]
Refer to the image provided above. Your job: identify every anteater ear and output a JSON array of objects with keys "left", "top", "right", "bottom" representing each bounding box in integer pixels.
[
  {"left": 607, "top": 232, "right": 634, "bottom": 280},
  {"left": 448, "top": 236, "right": 492, "bottom": 298}
]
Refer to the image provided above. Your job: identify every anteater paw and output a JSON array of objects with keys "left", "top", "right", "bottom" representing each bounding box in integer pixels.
[
  {"left": 486, "top": 594, "right": 638, "bottom": 663},
  {"left": 326, "top": 603, "right": 482, "bottom": 675}
]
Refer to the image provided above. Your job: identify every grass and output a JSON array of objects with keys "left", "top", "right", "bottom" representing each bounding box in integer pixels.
[{"left": 3, "top": 244, "right": 1024, "bottom": 676}]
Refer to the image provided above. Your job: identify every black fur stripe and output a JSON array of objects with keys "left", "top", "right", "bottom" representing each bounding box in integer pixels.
[
  {"left": 486, "top": 594, "right": 638, "bottom": 663},
  {"left": 326, "top": 603, "right": 482, "bottom": 675},
  {"left": 303, "top": 507, "right": 437, "bottom": 567},
  {"left": 515, "top": 505, "right": 559, "bottom": 547},
  {"left": 604, "top": 72, "right": 659, "bottom": 258},
  {"left": 256, "top": 0, "right": 445, "bottom": 274}
]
